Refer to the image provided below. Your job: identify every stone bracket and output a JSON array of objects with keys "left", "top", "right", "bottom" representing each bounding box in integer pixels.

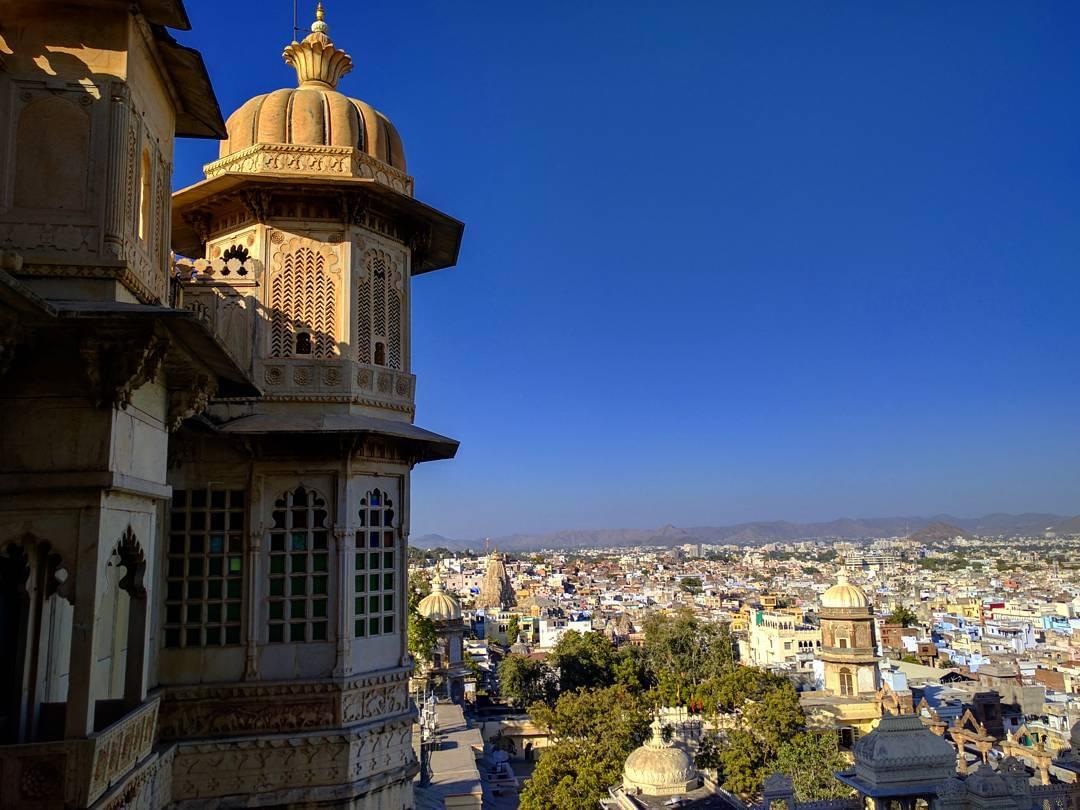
[{"left": 80, "top": 331, "right": 170, "bottom": 410}]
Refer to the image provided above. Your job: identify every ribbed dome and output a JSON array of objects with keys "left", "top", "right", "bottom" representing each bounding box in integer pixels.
[
  {"left": 208, "top": 4, "right": 409, "bottom": 185},
  {"left": 623, "top": 717, "right": 699, "bottom": 797},
  {"left": 219, "top": 88, "right": 405, "bottom": 171},
  {"left": 417, "top": 577, "right": 461, "bottom": 622},
  {"left": 821, "top": 572, "right": 870, "bottom": 609}
]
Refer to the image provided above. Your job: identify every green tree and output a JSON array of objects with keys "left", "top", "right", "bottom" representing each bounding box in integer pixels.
[
  {"left": 547, "top": 631, "right": 616, "bottom": 693},
  {"left": 718, "top": 729, "right": 766, "bottom": 798},
  {"left": 497, "top": 654, "right": 555, "bottom": 708},
  {"left": 519, "top": 741, "right": 628, "bottom": 810},
  {"left": 888, "top": 606, "right": 918, "bottom": 627},
  {"left": 680, "top": 576, "right": 703, "bottom": 594},
  {"left": 612, "top": 644, "right": 652, "bottom": 692},
  {"left": 529, "top": 685, "right": 648, "bottom": 745},
  {"left": 774, "top": 731, "right": 852, "bottom": 801},
  {"left": 641, "top": 610, "right": 735, "bottom": 697},
  {"left": 408, "top": 612, "right": 438, "bottom": 665},
  {"left": 507, "top": 615, "right": 521, "bottom": 644},
  {"left": 744, "top": 678, "right": 805, "bottom": 759},
  {"left": 521, "top": 686, "right": 650, "bottom": 810},
  {"left": 695, "top": 731, "right": 724, "bottom": 770}
]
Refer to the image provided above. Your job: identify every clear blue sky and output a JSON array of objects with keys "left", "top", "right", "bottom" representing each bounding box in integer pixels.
[{"left": 174, "top": 2, "right": 1080, "bottom": 539}]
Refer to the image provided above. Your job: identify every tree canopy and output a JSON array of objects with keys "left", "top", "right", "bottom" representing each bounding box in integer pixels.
[
  {"left": 497, "top": 654, "right": 555, "bottom": 708},
  {"left": 520, "top": 686, "right": 649, "bottom": 810},
  {"left": 888, "top": 605, "right": 919, "bottom": 627}
]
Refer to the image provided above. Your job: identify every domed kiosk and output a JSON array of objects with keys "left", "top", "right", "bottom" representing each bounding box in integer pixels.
[
  {"left": 604, "top": 715, "right": 741, "bottom": 809},
  {"left": 835, "top": 713, "right": 958, "bottom": 809},
  {"left": 623, "top": 717, "right": 700, "bottom": 796},
  {"left": 416, "top": 572, "right": 468, "bottom": 702}
]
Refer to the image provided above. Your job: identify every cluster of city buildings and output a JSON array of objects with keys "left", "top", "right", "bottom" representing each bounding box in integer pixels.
[{"left": 409, "top": 533, "right": 1080, "bottom": 806}]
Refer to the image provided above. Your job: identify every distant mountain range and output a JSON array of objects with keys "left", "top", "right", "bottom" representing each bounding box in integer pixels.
[{"left": 412, "top": 512, "right": 1078, "bottom": 552}]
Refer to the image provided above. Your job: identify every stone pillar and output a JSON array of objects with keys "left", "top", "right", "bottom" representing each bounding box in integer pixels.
[
  {"left": 334, "top": 527, "right": 352, "bottom": 676},
  {"left": 103, "top": 83, "right": 131, "bottom": 259},
  {"left": 398, "top": 470, "right": 410, "bottom": 668},
  {"left": 123, "top": 588, "right": 148, "bottom": 707},
  {"left": 65, "top": 507, "right": 105, "bottom": 737}
]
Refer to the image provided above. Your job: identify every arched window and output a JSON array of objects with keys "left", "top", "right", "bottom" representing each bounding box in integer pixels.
[
  {"left": 839, "top": 668, "right": 854, "bottom": 696},
  {"left": 356, "top": 251, "right": 402, "bottom": 368},
  {"left": 138, "top": 146, "right": 152, "bottom": 243},
  {"left": 268, "top": 487, "right": 330, "bottom": 643},
  {"left": 270, "top": 246, "right": 338, "bottom": 358},
  {"left": 354, "top": 487, "right": 396, "bottom": 638}
]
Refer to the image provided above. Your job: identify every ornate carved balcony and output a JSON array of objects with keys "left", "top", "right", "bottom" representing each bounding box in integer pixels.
[{"left": 0, "top": 695, "right": 159, "bottom": 809}]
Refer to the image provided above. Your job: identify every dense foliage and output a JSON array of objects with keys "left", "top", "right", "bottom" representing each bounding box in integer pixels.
[
  {"left": 497, "top": 654, "right": 556, "bottom": 708},
  {"left": 520, "top": 686, "right": 649, "bottom": 810}
]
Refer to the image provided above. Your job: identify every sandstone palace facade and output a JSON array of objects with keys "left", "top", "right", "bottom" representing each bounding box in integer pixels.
[{"left": 0, "top": 2, "right": 462, "bottom": 808}]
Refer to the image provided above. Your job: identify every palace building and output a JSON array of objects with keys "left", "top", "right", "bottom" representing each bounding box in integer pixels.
[{"left": 0, "top": 1, "right": 462, "bottom": 807}]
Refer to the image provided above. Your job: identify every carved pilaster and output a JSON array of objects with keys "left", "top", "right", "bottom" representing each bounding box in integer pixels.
[
  {"left": 103, "top": 83, "right": 131, "bottom": 258},
  {"left": 167, "top": 374, "right": 216, "bottom": 431},
  {"left": 243, "top": 527, "right": 262, "bottom": 681},
  {"left": 334, "top": 528, "right": 352, "bottom": 676}
]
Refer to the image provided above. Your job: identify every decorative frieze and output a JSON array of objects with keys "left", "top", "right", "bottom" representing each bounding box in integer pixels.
[
  {"left": 170, "top": 717, "right": 415, "bottom": 801},
  {"left": 203, "top": 143, "right": 415, "bottom": 198},
  {"left": 158, "top": 667, "right": 411, "bottom": 741}
]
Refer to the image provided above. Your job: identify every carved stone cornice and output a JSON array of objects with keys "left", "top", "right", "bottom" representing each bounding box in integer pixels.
[
  {"left": 181, "top": 210, "right": 212, "bottom": 246},
  {"left": 239, "top": 188, "right": 273, "bottom": 222},
  {"left": 340, "top": 190, "right": 369, "bottom": 226},
  {"left": 14, "top": 262, "right": 160, "bottom": 305},
  {"left": 81, "top": 332, "right": 170, "bottom": 409}
]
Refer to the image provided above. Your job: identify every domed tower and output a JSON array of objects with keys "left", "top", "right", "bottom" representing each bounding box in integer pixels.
[
  {"left": 416, "top": 572, "right": 468, "bottom": 702},
  {"left": 160, "top": 5, "right": 462, "bottom": 807},
  {"left": 819, "top": 572, "right": 881, "bottom": 697}
]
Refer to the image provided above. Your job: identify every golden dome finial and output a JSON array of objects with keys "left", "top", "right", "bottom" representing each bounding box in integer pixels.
[
  {"left": 312, "top": 2, "right": 328, "bottom": 34},
  {"left": 283, "top": 2, "right": 353, "bottom": 89}
]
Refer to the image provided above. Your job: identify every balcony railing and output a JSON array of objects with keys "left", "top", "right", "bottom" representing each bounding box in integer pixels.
[{"left": 0, "top": 695, "right": 159, "bottom": 809}]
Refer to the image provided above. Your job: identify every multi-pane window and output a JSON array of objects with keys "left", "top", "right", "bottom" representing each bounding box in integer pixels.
[
  {"left": 165, "top": 488, "right": 245, "bottom": 648},
  {"left": 268, "top": 486, "right": 330, "bottom": 643},
  {"left": 354, "top": 488, "right": 396, "bottom": 638}
]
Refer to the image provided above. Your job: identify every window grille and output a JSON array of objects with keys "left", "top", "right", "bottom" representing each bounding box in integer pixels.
[
  {"left": 354, "top": 487, "right": 396, "bottom": 637},
  {"left": 268, "top": 486, "right": 330, "bottom": 643},
  {"left": 270, "top": 246, "right": 337, "bottom": 358},
  {"left": 165, "top": 488, "right": 245, "bottom": 648},
  {"left": 356, "top": 251, "right": 402, "bottom": 369}
]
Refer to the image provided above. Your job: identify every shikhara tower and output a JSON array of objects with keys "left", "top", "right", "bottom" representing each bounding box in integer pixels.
[{"left": 163, "top": 5, "right": 462, "bottom": 806}]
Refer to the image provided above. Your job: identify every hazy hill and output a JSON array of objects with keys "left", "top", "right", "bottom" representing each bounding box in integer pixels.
[
  {"left": 411, "top": 512, "right": 1079, "bottom": 552},
  {"left": 907, "top": 521, "right": 973, "bottom": 543}
]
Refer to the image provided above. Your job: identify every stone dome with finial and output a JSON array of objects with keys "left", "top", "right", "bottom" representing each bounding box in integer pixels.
[
  {"left": 821, "top": 570, "right": 871, "bottom": 610},
  {"left": 210, "top": 2, "right": 410, "bottom": 192},
  {"left": 622, "top": 715, "right": 700, "bottom": 796},
  {"left": 417, "top": 571, "right": 461, "bottom": 622}
]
